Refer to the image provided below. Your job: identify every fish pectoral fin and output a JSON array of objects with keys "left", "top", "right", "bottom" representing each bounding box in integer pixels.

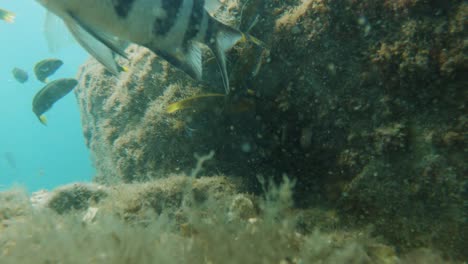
[
  {"left": 67, "top": 12, "right": 129, "bottom": 59},
  {"left": 44, "top": 11, "right": 75, "bottom": 53},
  {"left": 63, "top": 12, "right": 126, "bottom": 75},
  {"left": 150, "top": 43, "right": 202, "bottom": 81}
]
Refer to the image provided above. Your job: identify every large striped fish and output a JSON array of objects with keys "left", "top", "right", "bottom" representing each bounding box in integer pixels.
[{"left": 36, "top": 0, "right": 257, "bottom": 93}]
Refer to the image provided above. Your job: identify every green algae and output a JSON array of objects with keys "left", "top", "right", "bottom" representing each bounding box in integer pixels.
[{"left": 1, "top": 176, "right": 459, "bottom": 263}]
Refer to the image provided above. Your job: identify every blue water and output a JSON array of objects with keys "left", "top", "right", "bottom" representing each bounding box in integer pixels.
[{"left": 0, "top": 1, "right": 94, "bottom": 192}]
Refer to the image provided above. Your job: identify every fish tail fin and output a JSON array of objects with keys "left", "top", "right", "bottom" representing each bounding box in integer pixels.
[
  {"left": 205, "top": 17, "right": 244, "bottom": 94},
  {"left": 39, "top": 115, "right": 48, "bottom": 126}
]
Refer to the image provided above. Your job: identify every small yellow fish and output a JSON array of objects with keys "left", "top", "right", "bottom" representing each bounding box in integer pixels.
[
  {"left": 166, "top": 93, "right": 225, "bottom": 114},
  {"left": 0, "top": 8, "right": 15, "bottom": 23},
  {"left": 239, "top": 33, "right": 265, "bottom": 48},
  {"left": 166, "top": 90, "right": 257, "bottom": 114}
]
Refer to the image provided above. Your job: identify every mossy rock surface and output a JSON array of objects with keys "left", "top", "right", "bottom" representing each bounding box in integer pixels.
[
  {"left": 73, "top": 0, "right": 467, "bottom": 260},
  {"left": 1, "top": 176, "right": 459, "bottom": 263}
]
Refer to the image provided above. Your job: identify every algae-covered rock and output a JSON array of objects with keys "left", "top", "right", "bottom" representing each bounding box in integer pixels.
[
  {"left": 97, "top": 175, "right": 238, "bottom": 222},
  {"left": 73, "top": 0, "right": 466, "bottom": 260},
  {"left": 42, "top": 183, "right": 108, "bottom": 214},
  {"left": 2, "top": 177, "right": 458, "bottom": 264},
  {"left": 0, "top": 189, "right": 30, "bottom": 221},
  {"left": 75, "top": 45, "right": 230, "bottom": 183},
  {"left": 30, "top": 176, "right": 238, "bottom": 222}
]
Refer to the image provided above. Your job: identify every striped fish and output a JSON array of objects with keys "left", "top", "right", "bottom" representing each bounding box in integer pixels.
[{"left": 37, "top": 0, "right": 258, "bottom": 93}]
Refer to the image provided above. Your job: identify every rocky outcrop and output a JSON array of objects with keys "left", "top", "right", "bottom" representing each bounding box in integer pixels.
[{"left": 74, "top": 0, "right": 466, "bottom": 259}]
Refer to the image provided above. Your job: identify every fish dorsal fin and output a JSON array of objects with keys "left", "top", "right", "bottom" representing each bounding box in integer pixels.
[
  {"left": 149, "top": 42, "right": 202, "bottom": 81},
  {"left": 44, "top": 11, "right": 75, "bottom": 53},
  {"left": 63, "top": 14, "right": 122, "bottom": 75},
  {"left": 206, "top": 22, "right": 243, "bottom": 93}
]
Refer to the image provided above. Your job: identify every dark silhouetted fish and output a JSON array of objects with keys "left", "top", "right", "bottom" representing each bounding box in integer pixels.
[
  {"left": 0, "top": 8, "right": 15, "bottom": 23},
  {"left": 32, "top": 78, "right": 78, "bottom": 125},
  {"left": 12, "top": 67, "right": 29, "bottom": 83},
  {"left": 4, "top": 152, "right": 16, "bottom": 169},
  {"left": 34, "top": 58, "right": 64, "bottom": 83}
]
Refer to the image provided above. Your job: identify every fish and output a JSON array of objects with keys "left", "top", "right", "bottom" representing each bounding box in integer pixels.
[
  {"left": 167, "top": 93, "right": 225, "bottom": 113},
  {"left": 11, "top": 67, "right": 29, "bottom": 83},
  {"left": 32, "top": 78, "right": 78, "bottom": 125},
  {"left": 36, "top": 0, "right": 263, "bottom": 93},
  {"left": 4, "top": 152, "right": 16, "bottom": 169},
  {"left": 0, "top": 8, "right": 15, "bottom": 23},
  {"left": 166, "top": 91, "right": 255, "bottom": 114},
  {"left": 34, "top": 58, "right": 64, "bottom": 83}
]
